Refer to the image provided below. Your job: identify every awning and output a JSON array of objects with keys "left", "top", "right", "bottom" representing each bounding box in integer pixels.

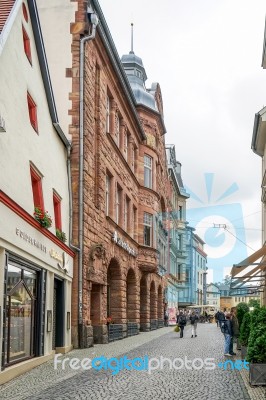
[{"left": 230, "top": 245, "right": 266, "bottom": 294}]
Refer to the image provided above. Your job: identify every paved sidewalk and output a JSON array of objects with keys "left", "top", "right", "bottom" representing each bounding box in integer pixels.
[{"left": 0, "top": 323, "right": 265, "bottom": 400}]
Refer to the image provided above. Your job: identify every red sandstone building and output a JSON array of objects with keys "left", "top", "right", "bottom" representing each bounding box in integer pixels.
[{"left": 38, "top": 0, "right": 170, "bottom": 347}]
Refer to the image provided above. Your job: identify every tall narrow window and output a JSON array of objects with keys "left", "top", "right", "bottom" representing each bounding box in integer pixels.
[
  {"left": 143, "top": 212, "right": 153, "bottom": 246},
  {"left": 115, "top": 184, "right": 122, "bottom": 225},
  {"left": 116, "top": 114, "right": 121, "bottom": 146},
  {"left": 27, "top": 93, "right": 38, "bottom": 132},
  {"left": 178, "top": 205, "right": 183, "bottom": 220},
  {"left": 106, "top": 95, "right": 110, "bottom": 133},
  {"left": 133, "top": 147, "right": 138, "bottom": 173},
  {"left": 124, "top": 196, "right": 130, "bottom": 231},
  {"left": 144, "top": 155, "right": 152, "bottom": 189},
  {"left": 125, "top": 133, "right": 130, "bottom": 161},
  {"left": 133, "top": 206, "right": 137, "bottom": 239},
  {"left": 177, "top": 234, "right": 182, "bottom": 250},
  {"left": 30, "top": 165, "right": 44, "bottom": 210},
  {"left": 22, "top": 25, "right": 32, "bottom": 64},
  {"left": 53, "top": 192, "right": 62, "bottom": 230},
  {"left": 177, "top": 264, "right": 181, "bottom": 280},
  {"left": 106, "top": 174, "right": 111, "bottom": 216}
]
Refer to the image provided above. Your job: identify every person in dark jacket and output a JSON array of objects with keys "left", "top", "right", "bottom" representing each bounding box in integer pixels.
[
  {"left": 177, "top": 312, "right": 187, "bottom": 338},
  {"left": 217, "top": 309, "right": 225, "bottom": 328},
  {"left": 223, "top": 314, "right": 234, "bottom": 356},
  {"left": 229, "top": 308, "right": 239, "bottom": 355}
]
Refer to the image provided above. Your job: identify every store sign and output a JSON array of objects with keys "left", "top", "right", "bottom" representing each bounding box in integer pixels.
[
  {"left": 112, "top": 231, "right": 137, "bottom": 257},
  {"left": 50, "top": 249, "right": 70, "bottom": 273},
  {"left": 16, "top": 228, "right": 47, "bottom": 253}
]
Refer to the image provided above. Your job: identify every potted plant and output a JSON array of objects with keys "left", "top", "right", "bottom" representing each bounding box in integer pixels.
[
  {"left": 56, "top": 228, "right": 67, "bottom": 243},
  {"left": 34, "top": 206, "right": 52, "bottom": 228},
  {"left": 247, "top": 306, "right": 266, "bottom": 386},
  {"left": 239, "top": 312, "right": 251, "bottom": 359}
]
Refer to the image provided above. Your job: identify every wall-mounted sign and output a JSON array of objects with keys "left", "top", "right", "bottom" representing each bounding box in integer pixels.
[
  {"left": 16, "top": 228, "right": 47, "bottom": 253},
  {"left": 112, "top": 231, "right": 137, "bottom": 257},
  {"left": 50, "top": 249, "right": 70, "bottom": 273}
]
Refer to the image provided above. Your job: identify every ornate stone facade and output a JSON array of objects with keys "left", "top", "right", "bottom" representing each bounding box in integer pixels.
[{"left": 67, "top": 0, "right": 169, "bottom": 347}]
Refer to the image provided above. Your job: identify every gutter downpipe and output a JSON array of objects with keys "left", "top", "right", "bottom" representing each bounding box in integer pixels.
[{"left": 78, "top": 13, "right": 98, "bottom": 347}]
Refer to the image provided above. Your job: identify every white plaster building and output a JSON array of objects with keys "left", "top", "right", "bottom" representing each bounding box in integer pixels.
[{"left": 0, "top": 0, "right": 74, "bottom": 382}]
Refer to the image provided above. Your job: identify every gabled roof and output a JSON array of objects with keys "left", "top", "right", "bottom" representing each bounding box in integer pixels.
[{"left": 0, "top": 0, "right": 15, "bottom": 33}]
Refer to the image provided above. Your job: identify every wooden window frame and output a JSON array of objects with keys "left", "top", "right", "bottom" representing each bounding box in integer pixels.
[
  {"left": 27, "top": 93, "right": 38, "bottom": 132},
  {"left": 22, "top": 25, "right": 32, "bottom": 64},
  {"left": 53, "top": 192, "right": 62, "bottom": 230},
  {"left": 30, "top": 166, "right": 44, "bottom": 210}
]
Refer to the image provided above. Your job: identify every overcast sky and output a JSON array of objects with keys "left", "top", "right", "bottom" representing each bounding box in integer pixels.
[{"left": 99, "top": 0, "right": 266, "bottom": 282}]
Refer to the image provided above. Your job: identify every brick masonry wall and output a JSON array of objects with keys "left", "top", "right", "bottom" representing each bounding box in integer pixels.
[{"left": 69, "top": 0, "right": 168, "bottom": 347}]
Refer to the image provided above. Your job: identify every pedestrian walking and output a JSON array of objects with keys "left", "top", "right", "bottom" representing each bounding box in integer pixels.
[
  {"left": 177, "top": 311, "right": 187, "bottom": 338},
  {"left": 229, "top": 307, "right": 239, "bottom": 355},
  {"left": 215, "top": 311, "right": 219, "bottom": 327},
  {"left": 190, "top": 311, "right": 199, "bottom": 337},
  {"left": 164, "top": 310, "right": 169, "bottom": 327},
  {"left": 222, "top": 314, "right": 234, "bottom": 356}
]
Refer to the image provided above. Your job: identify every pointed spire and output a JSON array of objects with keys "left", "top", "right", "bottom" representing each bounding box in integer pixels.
[{"left": 130, "top": 23, "right": 134, "bottom": 54}]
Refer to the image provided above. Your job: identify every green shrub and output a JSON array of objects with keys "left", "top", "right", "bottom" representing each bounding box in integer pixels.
[
  {"left": 239, "top": 312, "right": 251, "bottom": 346},
  {"left": 248, "top": 299, "right": 260, "bottom": 309},
  {"left": 236, "top": 302, "right": 249, "bottom": 329},
  {"left": 247, "top": 306, "right": 266, "bottom": 363}
]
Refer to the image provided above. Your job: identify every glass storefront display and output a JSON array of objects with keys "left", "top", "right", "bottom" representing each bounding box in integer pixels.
[{"left": 3, "top": 260, "right": 38, "bottom": 366}]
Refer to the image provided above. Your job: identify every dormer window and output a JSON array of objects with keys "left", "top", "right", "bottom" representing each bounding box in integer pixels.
[{"left": 136, "top": 69, "right": 142, "bottom": 79}]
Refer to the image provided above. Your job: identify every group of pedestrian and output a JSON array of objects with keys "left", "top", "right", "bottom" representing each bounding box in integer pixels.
[
  {"left": 215, "top": 307, "right": 239, "bottom": 356},
  {"left": 176, "top": 311, "right": 199, "bottom": 338},
  {"left": 173, "top": 306, "right": 240, "bottom": 353}
]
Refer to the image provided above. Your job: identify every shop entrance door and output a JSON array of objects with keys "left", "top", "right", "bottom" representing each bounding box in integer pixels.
[{"left": 53, "top": 278, "right": 64, "bottom": 350}]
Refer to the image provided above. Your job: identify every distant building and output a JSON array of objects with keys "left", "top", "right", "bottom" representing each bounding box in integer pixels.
[
  {"left": 218, "top": 284, "right": 232, "bottom": 311},
  {"left": 206, "top": 284, "right": 220, "bottom": 309},
  {"left": 165, "top": 145, "right": 189, "bottom": 310}
]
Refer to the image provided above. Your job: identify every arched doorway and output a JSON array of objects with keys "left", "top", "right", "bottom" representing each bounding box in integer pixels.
[
  {"left": 150, "top": 280, "right": 157, "bottom": 330},
  {"left": 126, "top": 268, "right": 137, "bottom": 322},
  {"left": 107, "top": 258, "right": 123, "bottom": 323},
  {"left": 140, "top": 274, "right": 149, "bottom": 331},
  {"left": 126, "top": 268, "right": 139, "bottom": 336},
  {"left": 157, "top": 285, "right": 163, "bottom": 326}
]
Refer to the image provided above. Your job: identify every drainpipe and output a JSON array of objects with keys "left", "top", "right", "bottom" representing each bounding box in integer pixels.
[{"left": 78, "top": 6, "right": 98, "bottom": 347}]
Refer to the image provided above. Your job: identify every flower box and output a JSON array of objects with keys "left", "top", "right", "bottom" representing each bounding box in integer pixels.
[
  {"left": 249, "top": 363, "right": 266, "bottom": 386},
  {"left": 34, "top": 207, "right": 52, "bottom": 228}
]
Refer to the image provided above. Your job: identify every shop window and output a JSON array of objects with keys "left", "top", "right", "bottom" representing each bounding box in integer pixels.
[
  {"left": 22, "top": 25, "right": 32, "bottom": 64},
  {"left": 30, "top": 165, "right": 44, "bottom": 210},
  {"left": 27, "top": 93, "right": 38, "bottom": 132},
  {"left": 53, "top": 192, "right": 62, "bottom": 230},
  {"left": 4, "top": 262, "right": 37, "bottom": 366}
]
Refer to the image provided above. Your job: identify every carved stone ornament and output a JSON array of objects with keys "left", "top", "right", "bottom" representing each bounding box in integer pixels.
[{"left": 89, "top": 243, "right": 106, "bottom": 264}]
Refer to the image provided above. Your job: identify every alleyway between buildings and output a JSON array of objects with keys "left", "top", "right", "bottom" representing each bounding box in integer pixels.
[{"left": 1, "top": 323, "right": 265, "bottom": 400}]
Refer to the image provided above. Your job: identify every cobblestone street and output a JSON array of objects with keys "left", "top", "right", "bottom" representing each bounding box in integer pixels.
[{"left": 1, "top": 323, "right": 265, "bottom": 400}]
